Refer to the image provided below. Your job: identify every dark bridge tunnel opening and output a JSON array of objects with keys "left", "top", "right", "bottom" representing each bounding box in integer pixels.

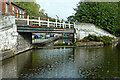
[
  {"left": 31, "top": 33, "right": 75, "bottom": 47},
  {"left": 16, "top": 32, "right": 32, "bottom": 52},
  {"left": 18, "top": 32, "right": 32, "bottom": 44}
]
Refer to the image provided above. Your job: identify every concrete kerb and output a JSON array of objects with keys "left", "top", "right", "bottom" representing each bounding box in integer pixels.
[{"left": 0, "top": 47, "right": 33, "bottom": 61}]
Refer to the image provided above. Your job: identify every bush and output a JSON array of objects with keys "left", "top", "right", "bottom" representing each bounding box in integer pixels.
[{"left": 79, "top": 34, "right": 114, "bottom": 45}]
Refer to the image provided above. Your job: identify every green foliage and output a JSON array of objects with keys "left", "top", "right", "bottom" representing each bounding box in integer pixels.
[
  {"left": 14, "top": 2, "right": 47, "bottom": 17},
  {"left": 79, "top": 35, "right": 114, "bottom": 45},
  {"left": 68, "top": 2, "right": 119, "bottom": 36}
]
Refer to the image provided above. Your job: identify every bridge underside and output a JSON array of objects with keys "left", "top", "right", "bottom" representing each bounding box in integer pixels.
[{"left": 17, "top": 25, "right": 75, "bottom": 33}]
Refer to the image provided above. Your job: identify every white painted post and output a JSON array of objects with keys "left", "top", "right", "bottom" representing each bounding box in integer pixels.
[
  {"left": 60, "top": 20, "right": 61, "bottom": 28},
  {"left": 74, "top": 22, "right": 75, "bottom": 28},
  {"left": 38, "top": 17, "right": 41, "bottom": 26},
  {"left": 27, "top": 15, "right": 29, "bottom": 25},
  {"left": 63, "top": 22, "right": 65, "bottom": 28},
  {"left": 56, "top": 19, "right": 57, "bottom": 27},
  {"left": 69, "top": 22, "right": 70, "bottom": 28},
  {"left": 47, "top": 19, "right": 49, "bottom": 27},
  {"left": 54, "top": 22, "right": 55, "bottom": 27},
  {"left": 64, "top": 22, "right": 66, "bottom": 28}
]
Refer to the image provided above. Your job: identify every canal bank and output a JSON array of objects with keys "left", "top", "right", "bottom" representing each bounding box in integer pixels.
[
  {"left": 74, "top": 35, "right": 119, "bottom": 47},
  {"left": 75, "top": 42, "right": 104, "bottom": 47},
  {"left": 1, "top": 35, "right": 74, "bottom": 61},
  {"left": 1, "top": 36, "right": 119, "bottom": 61},
  {"left": 0, "top": 48, "right": 33, "bottom": 61},
  {"left": 0, "top": 37, "right": 60, "bottom": 61}
]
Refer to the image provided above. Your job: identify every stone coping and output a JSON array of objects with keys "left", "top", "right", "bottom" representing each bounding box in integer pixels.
[{"left": 75, "top": 42, "right": 104, "bottom": 47}]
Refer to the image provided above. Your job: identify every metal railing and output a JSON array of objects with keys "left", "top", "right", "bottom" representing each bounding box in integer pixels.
[{"left": 15, "top": 15, "right": 75, "bottom": 29}]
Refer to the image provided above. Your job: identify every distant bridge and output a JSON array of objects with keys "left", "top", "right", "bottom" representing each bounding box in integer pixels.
[{"left": 15, "top": 15, "right": 75, "bottom": 33}]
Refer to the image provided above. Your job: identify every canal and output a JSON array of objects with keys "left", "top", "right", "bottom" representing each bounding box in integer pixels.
[{"left": 1, "top": 45, "right": 120, "bottom": 79}]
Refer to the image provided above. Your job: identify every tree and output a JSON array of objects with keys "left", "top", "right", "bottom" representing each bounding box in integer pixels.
[
  {"left": 68, "top": 2, "right": 119, "bottom": 36},
  {"left": 14, "top": 2, "right": 46, "bottom": 17}
]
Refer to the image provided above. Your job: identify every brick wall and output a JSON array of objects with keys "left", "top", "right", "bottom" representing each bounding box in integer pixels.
[
  {"left": 8, "top": 2, "right": 12, "bottom": 13},
  {"left": 14, "top": 5, "right": 17, "bottom": 17},
  {"left": 1, "top": 2, "right": 5, "bottom": 13},
  {"left": 0, "top": 1, "right": 1, "bottom": 12},
  {"left": 1, "top": 1, "right": 26, "bottom": 18}
]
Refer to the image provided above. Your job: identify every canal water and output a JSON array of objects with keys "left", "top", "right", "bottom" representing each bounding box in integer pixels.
[{"left": 1, "top": 46, "right": 120, "bottom": 79}]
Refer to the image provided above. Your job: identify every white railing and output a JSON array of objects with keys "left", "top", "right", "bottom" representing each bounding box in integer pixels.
[{"left": 15, "top": 15, "right": 75, "bottom": 29}]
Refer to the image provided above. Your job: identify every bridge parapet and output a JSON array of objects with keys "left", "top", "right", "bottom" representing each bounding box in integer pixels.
[{"left": 15, "top": 15, "right": 75, "bottom": 29}]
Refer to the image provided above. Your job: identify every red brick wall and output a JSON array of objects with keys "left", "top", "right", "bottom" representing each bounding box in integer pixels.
[
  {"left": 1, "top": 1, "right": 26, "bottom": 18},
  {"left": 1, "top": 2, "right": 6, "bottom": 13},
  {"left": 14, "top": 5, "right": 17, "bottom": 17},
  {"left": 21, "top": 10, "right": 23, "bottom": 18},
  {"left": 8, "top": 2, "right": 12, "bottom": 13},
  {"left": 0, "top": 1, "right": 1, "bottom": 12}
]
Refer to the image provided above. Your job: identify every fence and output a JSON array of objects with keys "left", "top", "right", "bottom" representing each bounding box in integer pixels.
[{"left": 15, "top": 15, "right": 75, "bottom": 29}]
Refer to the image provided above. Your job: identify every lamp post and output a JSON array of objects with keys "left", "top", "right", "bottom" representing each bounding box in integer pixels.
[{"left": 56, "top": 15, "right": 59, "bottom": 21}]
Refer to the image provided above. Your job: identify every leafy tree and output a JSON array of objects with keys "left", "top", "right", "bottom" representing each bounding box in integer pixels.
[
  {"left": 14, "top": 2, "right": 46, "bottom": 17},
  {"left": 68, "top": 2, "right": 119, "bottom": 36}
]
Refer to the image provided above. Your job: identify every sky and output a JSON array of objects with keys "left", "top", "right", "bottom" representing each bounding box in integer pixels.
[{"left": 36, "top": 0, "right": 80, "bottom": 20}]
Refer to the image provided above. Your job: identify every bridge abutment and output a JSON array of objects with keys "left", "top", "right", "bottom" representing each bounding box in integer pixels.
[
  {"left": 75, "top": 23, "right": 116, "bottom": 40},
  {"left": 0, "top": 14, "right": 32, "bottom": 60},
  {"left": 15, "top": 32, "right": 32, "bottom": 54}
]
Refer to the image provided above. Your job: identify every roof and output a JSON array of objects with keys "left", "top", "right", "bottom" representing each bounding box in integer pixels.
[{"left": 11, "top": 2, "right": 25, "bottom": 11}]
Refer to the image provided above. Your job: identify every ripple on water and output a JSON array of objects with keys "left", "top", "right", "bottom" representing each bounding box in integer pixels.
[{"left": 2, "top": 47, "right": 120, "bottom": 78}]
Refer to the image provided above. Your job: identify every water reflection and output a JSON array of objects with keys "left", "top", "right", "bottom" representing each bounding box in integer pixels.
[
  {"left": 1, "top": 46, "right": 120, "bottom": 79},
  {"left": 21, "top": 48, "right": 78, "bottom": 78},
  {"left": 0, "top": 60, "right": 2, "bottom": 79},
  {"left": 74, "top": 47, "right": 104, "bottom": 78},
  {"left": 2, "top": 50, "right": 32, "bottom": 78}
]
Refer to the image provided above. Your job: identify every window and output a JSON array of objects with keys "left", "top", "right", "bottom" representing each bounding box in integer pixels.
[
  {"left": 20, "top": 10, "right": 21, "bottom": 18},
  {"left": 0, "top": 2, "right": 1, "bottom": 12},
  {"left": 6, "top": 4, "right": 8, "bottom": 13},
  {"left": 23, "top": 11, "right": 24, "bottom": 18},
  {"left": 17, "top": 8, "right": 19, "bottom": 18},
  {"left": 12, "top": 6, "right": 14, "bottom": 13}
]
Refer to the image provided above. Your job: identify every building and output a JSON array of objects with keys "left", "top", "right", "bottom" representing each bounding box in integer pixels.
[
  {"left": 0, "top": 0, "right": 1, "bottom": 13},
  {"left": 0, "top": 0, "right": 26, "bottom": 18}
]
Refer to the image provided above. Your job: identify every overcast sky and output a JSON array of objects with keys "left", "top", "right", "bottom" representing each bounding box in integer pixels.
[{"left": 36, "top": 0, "right": 80, "bottom": 20}]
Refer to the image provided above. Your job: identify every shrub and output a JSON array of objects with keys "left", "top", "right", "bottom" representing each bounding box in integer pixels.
[{"left": 79, "top": 34, "right": 114, "bottom": 45}]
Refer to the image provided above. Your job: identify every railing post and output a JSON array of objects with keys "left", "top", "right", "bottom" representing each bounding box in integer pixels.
[
  {"left": 39, "top": 17, "right": 41, "bottom": 26},
  {"left": 74, "top": 22, "right": 75, "bottom": 28},
  {"left": 53, "top": 22, "right": 55, "bottom": 27},
  {"left": 47, "top": 19, "right": 49, "bottom": 27},
  {"left": 63, "top": 22, "right": 65, "bottom": 28},
  {"left": 69, "top": 22, "right": 70, "bottom": 28},
  {"left": 64, "top": 22, "right": 66, "bottom": 28},
  {"left": 56, "top": 19, "right": 57, "bottom": 27},
  {"left": 60, "top": 20, "right": 61, "bottom": 28},
  {"left": 27, "top": 15, "right": 29, "bottom": 25}
]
